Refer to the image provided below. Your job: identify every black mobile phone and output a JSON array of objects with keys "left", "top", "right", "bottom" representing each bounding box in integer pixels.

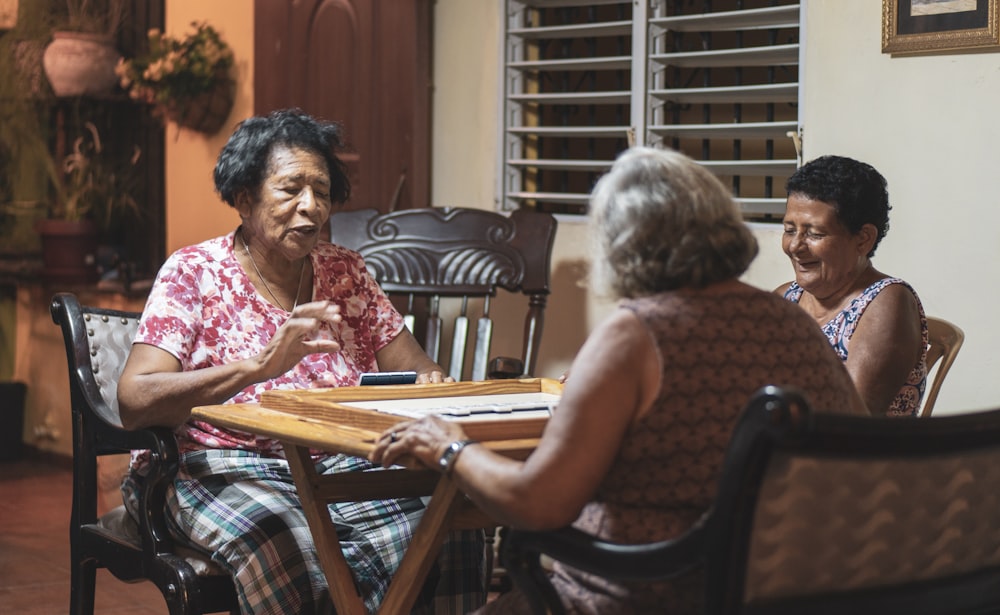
[{"left": 359, "top": 371, "right": 418, "bottom": 386}]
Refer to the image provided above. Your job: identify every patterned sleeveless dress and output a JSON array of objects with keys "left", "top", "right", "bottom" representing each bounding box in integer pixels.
[
  {"left": 479, "top": 285, "right": 862, "bottom": 614},
  {"left": 783, "top": 277, "right": 928, "bottom": 417}
]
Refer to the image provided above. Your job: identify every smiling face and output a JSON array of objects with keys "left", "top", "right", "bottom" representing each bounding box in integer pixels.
[
  {"left": 236, "top": 145, "right": 333, "bottom": 262},
  {"left": 782, "top": 194, "right": 876, "bottom": 301}
]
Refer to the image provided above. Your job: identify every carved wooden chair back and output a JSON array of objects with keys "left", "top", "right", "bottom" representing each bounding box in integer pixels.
[{"left": 329, "top": 207, "right": 557, "bottom": 381}]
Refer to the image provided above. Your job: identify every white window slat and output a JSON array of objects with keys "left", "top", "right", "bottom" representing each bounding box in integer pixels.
[
  {"left": 651, "top": 5, "right": 800, "bottom": 32},
  {"left": 649, "top": 121, "right": 798, "bottom": 140},
  {"left": 508, "top": 56, "right": 632, "bottom": 71},
  {"left": 649, "top": 83, "right": 798, "bottom": 104},
  {"left": 508, "top": 20, "right": 631, "bottom": 39},
  {"left": 650, "top": 43, "right": 798, "bottom": 68}
]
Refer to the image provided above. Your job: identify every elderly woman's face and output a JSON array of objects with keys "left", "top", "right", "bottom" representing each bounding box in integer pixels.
[
  {"left": 239, "top": 145, "right": 332, "bottom": 260},
  {"left": 782, "top": 194, "right": 872, "bottom": 300}
]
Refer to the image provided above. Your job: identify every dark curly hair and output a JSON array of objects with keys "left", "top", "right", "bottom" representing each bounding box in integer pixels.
[
  {"left": 213, "top": 108, "right": 351, "bottom": 207},
  {"left": 785, "top": 155, "right": 890, "bottom": 257}
]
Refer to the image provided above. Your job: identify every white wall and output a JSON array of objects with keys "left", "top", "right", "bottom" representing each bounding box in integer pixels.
[{"left": 431, "top": 0, "right": 999, "bottom": 414}]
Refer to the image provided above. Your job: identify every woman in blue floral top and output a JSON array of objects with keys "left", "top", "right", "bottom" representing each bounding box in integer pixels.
[{"left": 776, "top": 155, "right": 928, "bottom": 416}]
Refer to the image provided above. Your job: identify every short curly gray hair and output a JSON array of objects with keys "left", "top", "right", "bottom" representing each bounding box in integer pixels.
[{"left": 589, "top": 147, "right": 758, "bottom": 298}]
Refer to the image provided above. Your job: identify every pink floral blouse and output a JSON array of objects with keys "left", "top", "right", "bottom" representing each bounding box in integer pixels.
[{"left": 132, "top": 231, "right": 404, "bottom": 461}]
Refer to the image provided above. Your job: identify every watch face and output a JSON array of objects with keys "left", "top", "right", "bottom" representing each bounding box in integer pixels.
[
  {"left": 439, "top": 441, "right": 459, "bottom": 470},
  {"left": 439, "top": 440, "right": 471, "bottom": 474}
]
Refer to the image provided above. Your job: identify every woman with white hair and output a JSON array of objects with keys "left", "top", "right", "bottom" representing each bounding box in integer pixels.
[{"left": 372, "top": 147, "right": 867, "bottom": 614}]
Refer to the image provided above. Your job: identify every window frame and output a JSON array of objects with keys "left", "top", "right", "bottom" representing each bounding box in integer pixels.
[{"left": 498, "top": 0, "right": 803, "bottom": 221}]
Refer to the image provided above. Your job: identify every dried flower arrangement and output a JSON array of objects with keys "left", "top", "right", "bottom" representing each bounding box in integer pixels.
[{"left": 115, "top": 22, "right": 235, "bottom": 134}]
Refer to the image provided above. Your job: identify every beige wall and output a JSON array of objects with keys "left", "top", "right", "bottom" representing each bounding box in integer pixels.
[{"left": 430, "top": 0, "right": 1000, "bottom": 414}]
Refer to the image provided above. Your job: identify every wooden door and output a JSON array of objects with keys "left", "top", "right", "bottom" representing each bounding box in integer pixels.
[{"left": 254, "top": 0, "right": 432, "bottom": 212}]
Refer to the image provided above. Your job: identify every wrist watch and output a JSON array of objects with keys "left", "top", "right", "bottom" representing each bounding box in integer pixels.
[{"left": 438, "top": 439, "right": 477, "bottom": 475}]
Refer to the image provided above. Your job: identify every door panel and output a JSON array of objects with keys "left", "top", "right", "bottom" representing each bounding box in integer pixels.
[{"left": 254, "top": 0, "right": 430, "bottom": 212}]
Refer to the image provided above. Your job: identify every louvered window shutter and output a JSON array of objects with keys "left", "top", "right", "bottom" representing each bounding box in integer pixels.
[{"left": 501, "top": 1, "right": 801, "bottom": 221}]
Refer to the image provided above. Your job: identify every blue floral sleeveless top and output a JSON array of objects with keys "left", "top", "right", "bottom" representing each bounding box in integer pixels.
[{"left": 784, "top": 277, "right": 928, "bottom": 416}]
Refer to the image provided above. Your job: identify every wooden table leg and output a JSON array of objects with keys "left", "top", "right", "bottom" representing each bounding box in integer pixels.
[
  {"left": 284, "top": 443, "right": 367, "bottom": 615},
  {"left": 377, "top": 474, "right": 461, "bottom": 614}
]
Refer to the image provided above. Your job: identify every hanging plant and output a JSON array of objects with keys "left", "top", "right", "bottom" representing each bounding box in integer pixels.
[{"left": 115, "top": 22, "right": 235, "bottom": 135}]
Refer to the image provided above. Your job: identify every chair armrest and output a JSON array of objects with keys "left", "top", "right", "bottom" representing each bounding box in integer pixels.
[
  {"left": 500, "top": 521, "right": 708, "bottom": 615},
  {"left": 90, "top": 415, "right": 182, "bottom": 557}
]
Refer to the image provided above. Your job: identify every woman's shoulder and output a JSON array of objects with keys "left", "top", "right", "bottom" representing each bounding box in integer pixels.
[
  {"left": 859, "top": 276, "right": 924, "bottom": 321},
  {"left": 857, "top": 276, "right": 924, "bottom": 320},
  {"left": 166, "top": 234, "right": 232, "bottom": 266},
  {"left": 865, "top": 276, "right": 921, "bottom": 299},
  {"left": 774, "top": 280, "right": 795, "bottom": 296},
  {"left": 313, "top": 241, "right": 367, "bottom": 270}
]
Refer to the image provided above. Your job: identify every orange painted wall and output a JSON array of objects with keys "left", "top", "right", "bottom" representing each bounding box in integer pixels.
[{"left": 164, "top": 0, "right": 253, "bottom": 254}]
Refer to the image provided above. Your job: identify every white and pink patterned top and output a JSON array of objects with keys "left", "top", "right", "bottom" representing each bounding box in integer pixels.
[{"left": 133, "top": 231, "right": 404, "bottom": 460}]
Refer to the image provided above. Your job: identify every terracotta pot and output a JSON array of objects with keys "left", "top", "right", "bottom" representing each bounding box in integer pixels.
[
  {"left": 42, "top": 31, "right": 122, "bottom": 98},
  {"left": 35, "top": 218, "right": 99, "bottom": 284}
]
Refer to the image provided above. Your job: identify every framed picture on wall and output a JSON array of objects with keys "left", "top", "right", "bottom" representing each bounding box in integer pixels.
[{"left": 883, "top": 0, "right": 1000, "bottom": 54}]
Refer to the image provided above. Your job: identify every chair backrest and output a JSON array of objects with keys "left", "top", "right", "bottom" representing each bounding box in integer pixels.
[
  {"left": 329, "top": 207, "right": 557, "bottom": 381},
  {"left": 51, "top": 292, "right": 240, "bottom": 615},
  {"left": 51, "top": 293, "right": 143, "bottom": 524},
  {"left": 920, "top": 316, "right": 965, "bottom": 417},
  {"left": 710, "top": 387, "right": 1000, "bottom": 615},
  {"left": 502, "top": 387, "right": 1000, "bottom": 615}
]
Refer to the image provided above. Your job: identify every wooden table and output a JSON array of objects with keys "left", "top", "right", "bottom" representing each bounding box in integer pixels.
[{"left": 191, "top": 378, "right": 560, "bottom": 614}]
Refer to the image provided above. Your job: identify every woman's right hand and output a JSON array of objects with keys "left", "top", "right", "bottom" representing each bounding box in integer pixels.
[{"left": 254, "top": 300, "right": 342, "bottom": 380}]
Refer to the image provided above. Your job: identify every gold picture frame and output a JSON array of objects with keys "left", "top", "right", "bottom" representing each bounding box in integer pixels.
[{"left": 883, "top": 0, "right": 1000, "bottom": 54}]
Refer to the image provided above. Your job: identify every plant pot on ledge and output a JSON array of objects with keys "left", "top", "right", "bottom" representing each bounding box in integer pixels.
[
  {"left": 42, "top": 31, "right": 121, "bottom": 98},
  {"left": 35, "top": 218, "right": 99, "bottom": 284}
]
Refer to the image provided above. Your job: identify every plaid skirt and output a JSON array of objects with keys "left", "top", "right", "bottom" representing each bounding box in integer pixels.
[{"left": 123, "top": 449, "right": 486, "bottom": 614}]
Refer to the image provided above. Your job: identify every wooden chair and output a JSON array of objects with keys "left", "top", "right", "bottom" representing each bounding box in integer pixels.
[
  {"left": 501, "top": 386, "right": 1000, "bottom": 615},
  {"left": 329, "top": 206, "right": 557, "bottom": 381},
  {"left": 51, "top": 293, "right": 239, "bottom": 615},
  {"left": 921, "top": 316, "right": 965, "bottom": 417},
  {"left": 330, "top": 206, "right": 557, "bottom": 592}
]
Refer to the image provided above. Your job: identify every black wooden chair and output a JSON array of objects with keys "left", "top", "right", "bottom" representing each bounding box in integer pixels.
[
  {"left": 501, "top": 386, "right": 1000, "bottom": 615},
  {"left": 329, "top": 206, "right": 557, "bottom": 381},
  {"left": 51, "top": 292, "right": 239, "bottom": 615}
]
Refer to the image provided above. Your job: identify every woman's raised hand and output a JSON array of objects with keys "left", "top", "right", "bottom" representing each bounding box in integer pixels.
[{"left": 255, "top": 301, "right": 342, "bottom": 380}]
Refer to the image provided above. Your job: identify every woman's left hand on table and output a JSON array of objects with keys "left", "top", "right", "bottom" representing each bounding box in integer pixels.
[{"left": 370, "top": 415, "right": 468, "bottom": 470}]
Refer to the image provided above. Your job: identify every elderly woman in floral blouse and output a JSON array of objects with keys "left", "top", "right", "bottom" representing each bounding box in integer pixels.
[{"left": 117, "top": 109, "right": 484, "bottom": 615}]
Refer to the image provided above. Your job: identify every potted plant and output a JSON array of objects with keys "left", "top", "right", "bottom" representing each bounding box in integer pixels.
[
  {"left": 116, "top": 22, "right": 235, "bottom": 134},
  {"left": 36, "top": 118, "right": 141, "bottom": 283},
  {"left": 0, "top": 2, "right": 59, "bottom": 258},
  {"left": 42, "top": 0, "right": 127, "bottom": 97}
]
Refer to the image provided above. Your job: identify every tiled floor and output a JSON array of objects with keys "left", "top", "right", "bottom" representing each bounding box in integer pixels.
[
  {"left": 0, "top": 454, "right": 168, "bottom": 614},
  {"left": 0, "top": 452, "right": 506, "bottom": 614}
]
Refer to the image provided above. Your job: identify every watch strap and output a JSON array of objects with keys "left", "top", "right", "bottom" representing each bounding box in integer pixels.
[{"left": 438, "top": 439, "right": 477, "bottom": 475}]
